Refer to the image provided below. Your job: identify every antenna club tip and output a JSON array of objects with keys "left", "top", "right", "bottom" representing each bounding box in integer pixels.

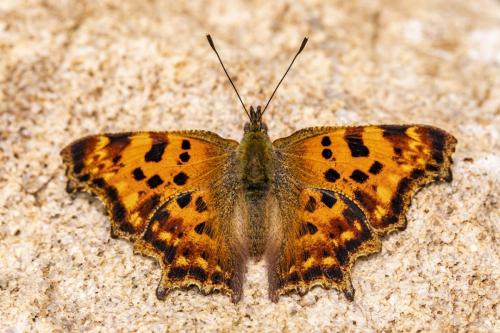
[
  {"left": 206, "top": 34, "right": 215, "bottom": 49},
  {"left": 299, "top": 37, "right": 309, "bottom": 52}
]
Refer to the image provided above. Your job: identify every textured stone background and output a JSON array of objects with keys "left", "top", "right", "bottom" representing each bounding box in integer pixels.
[{"left": 0, "top": 0, "right": 499, "bottom": 332}]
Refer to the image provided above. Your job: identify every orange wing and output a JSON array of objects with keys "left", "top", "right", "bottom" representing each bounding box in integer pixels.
[
  {"left": 61, "top": 131, "right": 246, "bottom": 302},
  {"left": 270, "top": 125, "right": 456, "bottom": 300},
  {"left": 268, "top": 188, "right": 380, "bottom": 301}
]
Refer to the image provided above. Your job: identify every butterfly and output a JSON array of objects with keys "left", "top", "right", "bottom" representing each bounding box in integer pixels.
[{"left": 61, "top": 35, "right": 457, "bottom": 303}]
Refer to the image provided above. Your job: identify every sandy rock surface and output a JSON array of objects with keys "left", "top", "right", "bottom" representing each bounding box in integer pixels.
[{"left": 0, "top": 0, "right": 499, "bottom": 332}]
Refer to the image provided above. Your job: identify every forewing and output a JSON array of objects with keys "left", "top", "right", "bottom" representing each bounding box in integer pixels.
[
  {"left": 274, "top": 125, "right": 457, "bottom": 233},
  {"left": 61, "top": 131, "right": 246, "bottom": 302}
]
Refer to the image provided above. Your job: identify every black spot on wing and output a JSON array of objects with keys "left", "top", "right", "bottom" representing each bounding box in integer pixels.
[
  {"left": 194, "top": 222, "right": 205, "bottom": 234},
  {"left": 147, "top": 175, "right": 164, "bottom": 189},
  {"left": 342, "top": 207, "right": 359, "bottom": 225},
  {"left": 181, "top": 139, "right": 191, "bottom": 150},
  {"left": 346, "top": 137, "right": 369, "bottom": 157},
  {"left": 92, "top": 178, "right": 105, "bottom": 188},
  {"left": 335, "top": 246, "right": 349, "bottom": 265},
  {"left": 112, "top": 155, "right": 121, "bottom": 164},
  {"left": 306, "top": 222, "right": 318, "bottom": 234},
  {"left": 118, "top": 220, "right": 134, "bottom": 234},
  {"left": 107, "top": 134, "right": 131, "bottom": 145},
  {"left": 368, "top": 161, "right": 383, "bottom": 175},
  {"left": 211, "top": 272, "right": 223, "bottom": 284},
  {"left": 106, "top": 186, "right": 119, "bottom": 202},
  {"left": 321, "top": 136, "right": 331, "bottom": 146},
  {"left": 152, "top": 206, "right": 170, "bottom": 222},
  {"left": 350, "top": 170, "right": 369, "bottom": 183},
  {"left": 391, "top": 177, "right": 411, "bottom": 214},
  {"left": 195, "top": 197, "right": 208, "bottom": 212},
  {"left": 321, "top": 191, "right": 337, "bottom": 208},
  {"left": 322, "top": 149, "right": 333, "bottom": 159},
  {"left": 133, "top": 167, "right": 146, "bottom": 181},
  {"left": 176, "top": 192, "right": 192, "bottom": 208},
  {"left": 70, "top": 140, "right": 87, "bottom": 174},
  {"left": 354, "top": 189, "right": 377, "bottom": 213},
  {"left": 73, "top": 162, "right": 84, "bottom": 174},
  {"left": 138, "top": 194, "right": 161, "bottom": 219},
  {"left": 164, "top": 245, "right": 176, "bottom": 264},
  {"left": 287, "top": 271, "right": 300, "bottom": 284},
  {"left": 168, "top": 267, "right": 187, "bottom": 279},
  {"left": 324, "top": 266, "right": 343, "bottom": 280},
  {"left": 382, "top": 125, "right": 408, "bottom": 138},
  {"left": 359, "top": 222, "right": 373, "bottom": 241},
  {"left": 153, "top": 239, "right": 167, "bottom": 252},
  {"left": 410, "top": 168, "right": 425, "bottom": 179},
  {"left": 419, "top": 127, "right": 447, "bottom": 163},
  {"left": 324, "top": 169, "right": 340, "bottom": 182},
  {"left": 344, "top": 128, "right": 369, "bottom": 157},
  {"left": 106, "top": 134, "right": 131, "bottom": 160},
  {"left": 189, "top": 267, "right": 208, "bottom": 282},
  {"left": 305, "top": 196, "right": 317, "bottom": 212},
  {"left": 173, "top": 172, "right": 188, "bottom": 185},
  {"left": 106, "top": 185, "right": 128, "bottom": 229},
  {"left": 432, "top": 151, "right": 444, "bottom": 164},
  {"left": 345, "top": 238, "right": 362, "bottom": 252},
  {"left": 382, "top": 215, "right": 398, "bottom": 226},
  {"left": 179, "top": 152, "right": 190, "bottom": 162},
  {"left": 78, "top": 174, "right": 90, "bottom": 182},
  {"left": 303, "top": 266, "right": 322, "bottom": 282},
  {"left": 145, "top": 142, "right": 167, "bottom": 162},
  {"left": 426, "top": 163, "right": 439, "bottom": 172}
]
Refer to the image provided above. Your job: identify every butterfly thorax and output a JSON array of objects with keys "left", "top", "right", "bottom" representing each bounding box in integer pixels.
[
  {"left": 239, "top": 130, "right": 273, "bottom": 192},
  {"left": 240, "top": 106, "right": 273, "bottom": 191}
]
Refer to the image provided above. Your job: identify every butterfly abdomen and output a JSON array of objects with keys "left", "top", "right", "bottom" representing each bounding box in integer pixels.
[{"left": 239, "top": 131, "right": 275, "bottom": 258}]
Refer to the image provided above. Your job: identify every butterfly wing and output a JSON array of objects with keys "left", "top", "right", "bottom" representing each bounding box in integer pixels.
[
  {"left": 269, "top": 125, "right": 456, "bottom": 300},
  {"left": 61, "top": 131, "right": 246, "bottom": 302}
]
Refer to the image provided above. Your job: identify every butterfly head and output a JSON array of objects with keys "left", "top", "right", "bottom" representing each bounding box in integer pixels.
[{"left": 244, "top": 106, "right": 268, "bottom": 133}]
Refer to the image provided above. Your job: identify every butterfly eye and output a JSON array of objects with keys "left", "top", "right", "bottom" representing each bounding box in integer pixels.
[{"left": 261, "top": 123, "right": 268, "bottom": 133}]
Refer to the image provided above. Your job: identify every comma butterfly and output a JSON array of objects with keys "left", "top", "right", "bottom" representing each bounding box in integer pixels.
[{"left": 61, "top": 35, "right": 457, "bottom": 303}]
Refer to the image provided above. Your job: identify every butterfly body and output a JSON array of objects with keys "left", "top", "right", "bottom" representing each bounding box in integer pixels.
[{"left": 238, "top": 106, "right": 274, "bottom": 258}]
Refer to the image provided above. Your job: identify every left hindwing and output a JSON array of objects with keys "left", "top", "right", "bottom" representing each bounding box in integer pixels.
[{"left": 269, "top": 125, "right": 456, "bottom": 300}]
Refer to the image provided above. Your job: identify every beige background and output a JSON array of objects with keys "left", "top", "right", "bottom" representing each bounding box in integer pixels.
[{"left": 1, "top": 0, "right": 499, "bottom": 332}]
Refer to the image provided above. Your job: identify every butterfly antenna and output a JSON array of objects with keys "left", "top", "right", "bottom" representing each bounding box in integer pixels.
[
  {"left": 206, "top": 35, "right": 250, "bottom": 119},
  {"left": 260, "top": 37, "right": 308, "bottom": 120}
]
